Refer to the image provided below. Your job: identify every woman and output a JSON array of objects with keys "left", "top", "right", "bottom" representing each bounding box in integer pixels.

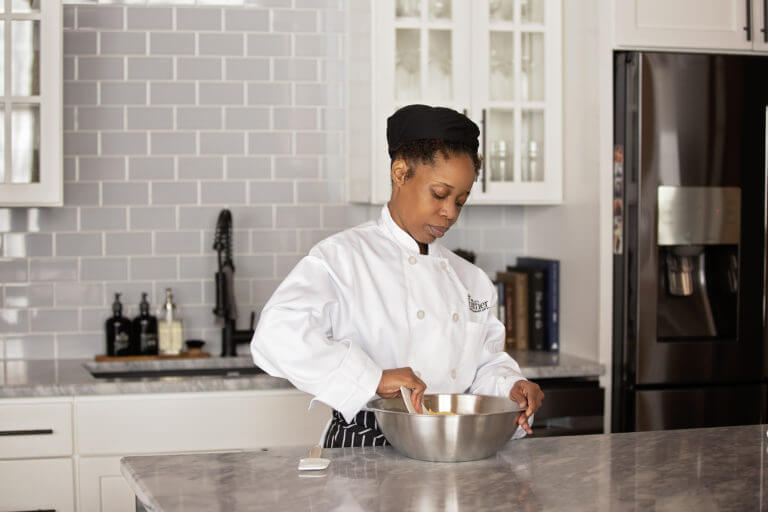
[{"left": 251, "top": 104, "right": 544, "bottom": 448}]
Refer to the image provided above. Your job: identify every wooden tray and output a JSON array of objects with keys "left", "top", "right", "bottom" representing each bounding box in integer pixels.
[{"left": 94, "top": 352, "right": 210, "bottom": 362}]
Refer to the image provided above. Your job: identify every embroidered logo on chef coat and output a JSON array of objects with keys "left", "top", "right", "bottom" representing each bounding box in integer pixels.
[{"left": 468, "top": 294, "right": 489, "bottom": 313}]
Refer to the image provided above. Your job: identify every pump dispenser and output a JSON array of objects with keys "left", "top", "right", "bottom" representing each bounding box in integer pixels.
[
  {"left": 133, "top": 293, "right": 159, "bottom": 355},
  {"left": 158, "top": 288, "right": 183, "bottom": 355},
  {"left": 105, "top": 293, "right": 132, "bottom": 356}
]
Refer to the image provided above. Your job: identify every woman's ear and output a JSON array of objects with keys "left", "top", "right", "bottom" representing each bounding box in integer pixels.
[{"left": 390, "top": 158, "right": 409, "bottom": 188}]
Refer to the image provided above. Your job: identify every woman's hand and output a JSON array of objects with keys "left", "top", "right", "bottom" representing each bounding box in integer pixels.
[
  {"left": 377, "top": 367, "right": 426, "bottom": 413},
  {"left": 509, "top": 380, "right": 545, "bottom": 435}
]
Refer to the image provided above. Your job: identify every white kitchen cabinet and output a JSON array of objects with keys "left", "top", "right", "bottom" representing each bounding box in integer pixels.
[
  {"left": 348, "top": 0, "right": 563, "bottom": 205},
  {"left": 0, "top": 458, "right": 75, "bottom": 512},
  {"left": 0, "top": 397, "right": 72, "bottom": 459},
  {"left": 614, "top": 0, "right": 768, "bottom": 52},
  {"left": 78, "top": 456, "right": 136, "bottom": 512},
  {"left": 0, "top": 0, "right": 63, "bottom": 206}
]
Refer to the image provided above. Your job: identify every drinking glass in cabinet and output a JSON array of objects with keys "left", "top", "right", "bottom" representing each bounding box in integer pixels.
[
  {"left": 428, "top": 29, "right": 452, "bottom": 101},
  {"left": 520, "top": 32, "right": 544, "bottom": 101},
  {"left": 396, "top": 29, "right": 420, "bottom": 100},
  {"left": 490, "top": 32, "right": 514, "bottom": 101},
  {"left": 522, "top": 110, "right": 544, "bottom": 182},
  {"left": 396, "top": 0, "right": 420, "bottom": 19},
  {"left": 11, "top": 20, "right": 40, "bottom": 97},
  {"left": 490, "top": 140, "right": 513, "bottom": 182},
  {"left": 429, "top": 0, "right": 451, "bottom": 20},
  {"left": 12, "top": 0, "right": 40, "bottom": 12},
  {"left": 11, "top": 104, "right": 39, "bottom": 184},
  {"left": 489, "top": 0, "right": 514, "bottom": 23},
  {"left": 520, "top": 0, "right": 544, "bottom": 24}
]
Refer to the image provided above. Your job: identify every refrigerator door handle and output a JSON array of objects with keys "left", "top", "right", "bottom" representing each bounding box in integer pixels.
[
  {"left": 746, "top": 0, "right": 753, "bottom": 41},
  {"left": 763, "top": 0, "right": 768, "bottom": 41},
  {"left": 481, "top": 108, "right": 487, "bottom": 193}
]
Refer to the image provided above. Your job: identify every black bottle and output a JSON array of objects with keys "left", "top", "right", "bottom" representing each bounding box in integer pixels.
[
  {"left": 105, "top": 293, "right": 132, "bottom": 357},
  {"left": 132, "top": 293, "right": 158, "bottom": 355}
]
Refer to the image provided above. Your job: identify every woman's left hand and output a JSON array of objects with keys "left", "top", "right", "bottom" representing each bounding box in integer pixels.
[{"left": 509, "top": 380, "right": 545, "bottom": 435}]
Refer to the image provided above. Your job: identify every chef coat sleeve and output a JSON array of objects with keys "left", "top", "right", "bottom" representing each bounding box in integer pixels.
[{"left": 250, "top": 252, "right": 383, "bottom": 423}]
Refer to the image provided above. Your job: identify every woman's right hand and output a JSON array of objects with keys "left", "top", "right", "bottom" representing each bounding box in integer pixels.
[{"left": 377, "top": 367, "right": 426, "bottom": 413}]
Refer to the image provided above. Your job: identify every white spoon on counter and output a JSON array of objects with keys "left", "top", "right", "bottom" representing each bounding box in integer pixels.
[{"left": 298, "top": 445, "right": 331, "bottom": 471}]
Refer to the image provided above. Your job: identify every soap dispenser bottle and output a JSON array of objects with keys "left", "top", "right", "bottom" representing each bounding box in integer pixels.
[
  {"left": 158, "top": 288, "right": 183, "bottom": 356},
  {"left": 133, "top": 292, "right": 158, "bottom": 355},
  {"left": 106, "top": 293, "right": 132, "bottom": 357}
]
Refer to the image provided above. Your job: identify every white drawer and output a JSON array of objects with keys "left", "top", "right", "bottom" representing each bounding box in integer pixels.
[
  {"left": 0, "top": 458, "right": 75, "bottom": 512},
  {"left": 76, "top": 389, "right": 331, "bottom": 456},
  {"left": 0, "top": 399, "right": 73, "bottom": 459}
]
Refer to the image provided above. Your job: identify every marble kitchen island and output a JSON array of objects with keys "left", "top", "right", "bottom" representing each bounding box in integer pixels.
[{"left": 121, "top": 424, "right": 766, "bottom": 511}]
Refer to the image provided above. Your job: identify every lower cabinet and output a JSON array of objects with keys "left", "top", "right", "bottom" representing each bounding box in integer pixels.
[
  {"left": 0, "top": 458, "right": 75, "bottom": 512},
  {"left": 77, "top": 456, "right": 136, "bottom": 512}
]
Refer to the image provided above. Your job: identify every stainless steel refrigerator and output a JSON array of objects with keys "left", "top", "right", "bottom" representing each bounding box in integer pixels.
[{"left": 612, "top": 52, "right": 767, "bottom": 432}]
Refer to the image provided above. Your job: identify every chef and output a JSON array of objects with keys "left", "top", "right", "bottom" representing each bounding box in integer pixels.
[{"left": 251, "top": 104, "right": 544, "bottom": 448}]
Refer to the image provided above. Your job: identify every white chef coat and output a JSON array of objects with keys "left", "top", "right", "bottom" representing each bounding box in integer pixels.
[{"left": 250, "top": 205, "right": 529, "bottom": 429}]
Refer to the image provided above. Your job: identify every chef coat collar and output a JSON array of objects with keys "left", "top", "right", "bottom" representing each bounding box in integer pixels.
[{"left": 380, "top": 204, "right": 445, "bottom": 258}]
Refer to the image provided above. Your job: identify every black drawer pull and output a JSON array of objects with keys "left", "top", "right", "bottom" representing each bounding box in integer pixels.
[{"left": 0, "top": 429, "right": 54, "bottom": 436}]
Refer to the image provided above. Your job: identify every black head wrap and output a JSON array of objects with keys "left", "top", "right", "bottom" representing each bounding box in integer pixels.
[{"left": 386, "top": 104, "right": 480, "bottom": 158}]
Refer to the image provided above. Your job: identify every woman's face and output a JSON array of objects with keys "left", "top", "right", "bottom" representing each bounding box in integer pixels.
[{"left": 389, "top": 152, "right": 476, "bottom": 246}]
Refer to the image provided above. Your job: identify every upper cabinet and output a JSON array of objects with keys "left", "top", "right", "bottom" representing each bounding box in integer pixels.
[
  {"left": 0, "top": 0, "right": 62, "bottom": 207},
  {"left": 615, "top": 0, "right": 768, "bottom": 52},
  {"left": 348, "top": 0, "right": 563, "bottom": 205}
]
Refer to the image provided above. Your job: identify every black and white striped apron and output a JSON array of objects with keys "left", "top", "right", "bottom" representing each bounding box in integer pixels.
[{"left": 323, "top": 410, "right": 391, "bottom": 448}]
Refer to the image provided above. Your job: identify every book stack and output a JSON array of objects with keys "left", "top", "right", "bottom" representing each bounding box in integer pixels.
[{"left": 495, "top": 257, "right": 559, "bottom": 352}]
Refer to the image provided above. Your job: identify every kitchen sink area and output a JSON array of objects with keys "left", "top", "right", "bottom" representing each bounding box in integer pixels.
[{"left": 83, "top": 356, "right": 264, "bottom": 380}]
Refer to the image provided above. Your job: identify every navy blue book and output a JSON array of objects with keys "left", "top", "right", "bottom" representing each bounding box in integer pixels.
[{"left": 511, "top": 258, "right": 559, "bottom": 352}]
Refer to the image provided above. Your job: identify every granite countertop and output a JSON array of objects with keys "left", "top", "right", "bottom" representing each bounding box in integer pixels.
[
  {"left": 0, "top": 351, "right": 604, "bottom": 399},
  {"left": 121, "top": 424, "right": 766, "bottom": 511}
]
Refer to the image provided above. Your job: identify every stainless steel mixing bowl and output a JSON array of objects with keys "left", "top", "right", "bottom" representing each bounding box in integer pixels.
[{"left": 366, "top": 393, "right": 523, "bottom": 462}]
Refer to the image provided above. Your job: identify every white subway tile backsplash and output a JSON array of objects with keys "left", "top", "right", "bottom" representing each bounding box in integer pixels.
[
  {"left": 177, "top": 8, "right": 222, "bottom": 30},
  {"left": 78, "top": 106, "right": 124, "bottom": 130},
  {"left": 64, "top": 106, "right": 75, "bottom": 131},
  {"left": 251, "top": 229, "right": 296, "bottom": 253},
  {"left": 236, "top": 253, "right": 274, "bottom": 278},
  {"left": 276, "top": 253, "right": 302, "bottom": 279},
  {"left": 5, "top": 334, "right": 54, "bottom": 359},
  {"left": 224, "top": 58, "right": 269, "bottom": 81},
  {"left": 178, "top": 107, "right": 223, "bottom": 129},
  {"left": 5, "top": 284, "right": 54, "bottom": 308},
  {"left": 55, "top": 283, "right": 104, "bottom": 307},
  {"left": 101, "top": 82, "right": 147, "bottom": 104},
  {"left": 243, "top": 0, "right": 291, "bottom": 7},
  {"left": 199, "top": 83, "right": 244, "bottom": 105},
  {"left": 247, "top": 83, "right": 291, "bottom": 105},
  {"left": 178, "top": 206, "right": 224, "bottom": 229},
  {"left": 127, "top": 106, "right": 174, "bottom": 130},
  {"left": 225, "top": 8, "right": 268, "bottom": 31},
  {"left": 227, "top": 206, "right": 273, "bottom": 228},
  {"left": 154, "top": 231, "right": 201, "bottom": 254},
  {"left": 29, "top": 259, "right": 79, "bottom": 282},
  {"left": 64, "top": 31, "right": 98, "bottom": 55},
  {"left": 295, "top": 34, "right": 339, "bottom": 58},
  {"left": 126, "top": 7, "right": 173, "bottom": 30},
  {"left": 81, "top": 257, "right": 129, "bottom": 281},
  {"left": 64, "top": 6, "right": 75, "bottom": 29},
  {"left": 178, "top": 255, "right": 216, "bottom": 279},
  {"left": 249, "top": 132, "right": 292, "bottom": 154},
  {"left": 179, "top": 156, "right": 224, "bottom": 179},
  {"left": 273, "top": 9, "right": 317, "bottom": 32},
  {"left": 274, "top": 107, "right": 316, "bottom": 130},
  {"left": 0, "top": 260, "right": 28, "bottom": 283},
  {"left": 58, "top": 334, "right": 103, "bottom": 359},
  {"left": 200, "top": 33, "right": 244, "bottom": 56},
  {"left": 103, "top": 182, "right": 150, "bottom": 205},
  {"left": 319, "top": 8, "right": 345, "bottom": 33},
  {"left": 151, "top": 183, "right": 198, "bottom": 205},
  {"left": 64, "top": 183, "right": 100, "bottom": 206},
  {"left": 150, "top": 33, "right": 195, "bottom": 55},
  {"left": 296, "top": 180, "right": 342, "bottom": 204},
  {"left": 274, "top": 156, "right": 318, "bottom": 179},
  {"left": 64, "top": 58, "right": 76, "bottom": 82},
  {"left": 296, "top": 132, "right": 339, "bottom": 154},
  {"left": 36, "top": 209, "right": 78, "bottom": 232},
  {"left": 246, "top": 34, "right": 291, "bottom": 56},
  {"left": 2, "top": 234, "right": 25, "bottom": 258},
  {"left": 274, "top": 58, "right": 317, "bottom": 81},
  {"left": 249, "top": 181, "right": 293, "bottom": 204},
  {"left": 64, "top": 133, "right": 98, "bottom": 155},
  {"left": 275, "top": 205, "right": 321, "bottom": 228},
  {"left": 319, "top": 154, "right": 345, "bottom": 180},
  {"left": 129, "top": 157, "right": 175, "bottom": 180},
  {"left": 201, "top": 181, "right": 247, "bottom": 204},
  {"left": 130, "top": 206, "right": 178, "bottom": 229},
  {"left": 296, "top": 83, "right": 340, "bottom": 106},
  {"left": 128, "top": 57, "right": 174, "bottom": 80},
  {"left": 200, "top": 132, "right": 245, "bottom": 155},
  {"left": 150, "top": 82, "right": 195, "bottom": 104},
  {"left": 81, "top": 207, "right": 127, "bottom": 231},
  {"left": 80, "top": 156, "right": 126, "bottom": 181},
  {"left": 224, "top": 107, "right": 269, "bottom": 130},
  {"left": 227, "top": 156, "right": 270, "bottom": 179},
  {"left": 152, "top": 281, "right": 202, "bottom": 307},
  {"left": 26, "top": 234, "right": 53, "bottom": 257},
  {"left": 100, "top": 32, "right": 146, "bottom": 55},
  {"left": 150, "top": 132, "right": 197, "bottom": 155},
  {"left": 56, "top": 233, "right": 103, "bottom": 257},
  {"left": 30, "top": 309, "right": 79, "bottom": 332},
  {"left": 79, "top": 56, "right": 125, "bottom": 80},
  {"left": 64, "top": 81, "right": 99, "bottom": 105},
  {"left": 77, "top": 6, "right": 124, "bottom": 30},
  {"left": 130, "top": 256, "right": 178, "bottom": 279},
  {"left": 103, "top": 131, "right": 148, "bottom": 155},
  {"left": 321, "top": 107, "right": 345, "bottom": 130},
  {"left": 64, "top": 157, "right": 77, "bottom": 181},
  {"left": 106, "top": 232, "right": 152, "bottom": 255},
  {"left": 81, "top": 308, "right": 109, "bottom": 332},
  {"left": 177, "top": 58, "right": 223, "bottom": 80}
]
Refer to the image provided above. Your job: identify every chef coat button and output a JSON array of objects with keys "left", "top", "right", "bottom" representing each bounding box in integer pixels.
[
  {"left": 440, "top": 261, "right": 448, "bottom": 270},
  {"left": 408, "top": 256, "right": 417, "bottom": 265},
  {"left": 452, "top": 313, "right": 459, "bottom": 323},
  {"left": 450, "top": 369, "right": 457, "bottom": 379},
  {"left": 417, "top": 310, "right": 425, "bottom": 319}
]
